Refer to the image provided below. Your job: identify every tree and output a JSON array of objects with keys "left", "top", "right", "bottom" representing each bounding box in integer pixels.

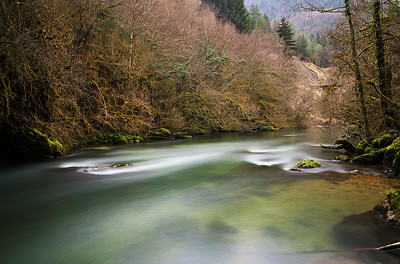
[
  {"left": 248, "top": 4, "right": 271, "bottom": 32},
  {"left": 371, "top": 0, "right": 395, "bottom": 128},
  {"left": 342, "top": 0, "right": 372, "bottom": 139},
  {"left": 296, "top": 34, "right": 309, "bottom": 58},
  {"left": 276, "top": 17, "right": 296, "bottom": 52},
  {"left": 202, "top": 0, "right": 251, "bottom": 33},
  {"left": 263, "top": 14, "right": 271, "bottom": 32}
]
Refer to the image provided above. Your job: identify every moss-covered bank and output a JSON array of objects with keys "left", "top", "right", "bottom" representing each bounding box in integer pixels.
[
  {"left": 375, "top": 189, "right": 400, "bottom": 230},
  {"left": 0, "top": 124, "right": 66, "bottom": 159},
  {"left": 353, "top": 132, "right": 400, "bottom": 177}
]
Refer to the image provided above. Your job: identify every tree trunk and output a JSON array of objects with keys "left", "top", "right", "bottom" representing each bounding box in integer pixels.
[
  {"left": 372, "top": 0, "right": 395, "bottom": 128},
  {"left": 344, "top": 0, "right": 372, "bottom": 141}
]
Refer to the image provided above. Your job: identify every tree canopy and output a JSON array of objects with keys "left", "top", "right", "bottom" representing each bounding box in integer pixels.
[{"left": 202, "top": 0, "right": 251, "bottom": 32}]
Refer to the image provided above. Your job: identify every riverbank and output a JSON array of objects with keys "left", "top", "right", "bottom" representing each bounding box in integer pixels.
[{"left": 375, "top": 189, "right": 400, "bottom": 231}]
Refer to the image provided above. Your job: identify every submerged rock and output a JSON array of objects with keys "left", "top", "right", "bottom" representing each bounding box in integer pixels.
[
  {"left": 334, "top": 155, "right": 351, "bottom": 162},
  {"left": 297, "top": 159, "right": 321, "bottom": 168}
]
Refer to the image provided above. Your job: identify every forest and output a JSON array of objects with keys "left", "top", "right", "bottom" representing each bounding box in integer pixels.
[
  {"left": 0, "top": 0, "right": 296, "bottom": 158},
  {"left": 0, "top": 0, "right": 399, "bottom": 169}
]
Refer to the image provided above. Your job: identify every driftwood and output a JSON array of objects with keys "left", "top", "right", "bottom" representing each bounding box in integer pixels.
[
  {"left": 320, "top": 144, "right": 343, "bottom": 150},
  {"left": 320, "top": 138, "right": 356, "bottom": 153},
  {"left": 280, "top": 241, "right": 400, "bottom": 255}
]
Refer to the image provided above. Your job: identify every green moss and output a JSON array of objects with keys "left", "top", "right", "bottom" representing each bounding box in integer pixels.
[
  {"left": 153, "top": 128, "right": 172, "bottom": 137},
  {"left": 172, "top": 131, "right": 192, "bottom": 139},
  {"left": 31, "top": 129, "right": 66, "bottom": 157},
  {"left": 189, "top": 128, "right": 210, "bottom": 135},
  {"left": 393, "top": 151, "right": 400, "bottom": 176},
  {"left": 297, "top": 159, "right": 321, "bottom": 168},
  {"left": 353, "top": 151, "right": 383, "bottom": 164},
  {"left": 386, "top": 189, "right": 400, "bottom": 211},
  {"left": 334, "top": 155, "right": 351, "bottom": 162},
  {"left": 260, "top": 126, "right": 275, "bottom": 132},
  {"left": 356, "top": 140, "right": 370, "bottom": 154},
  {"left": 88, "top": 133, "right": 142, "bottom": 144},
  {"left": 372, "top": 133, "right": 396, "bottom": 148},
  {"left": 13, "top": 128, "right": 66, "bottom": 158},
  {"left": 384, "top": 137, "right": 400, "bottom": 165}
]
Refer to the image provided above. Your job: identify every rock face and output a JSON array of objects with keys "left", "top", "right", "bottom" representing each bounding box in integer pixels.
[{"left": 297, "top": 159, "right": 321, "bottom": 168}]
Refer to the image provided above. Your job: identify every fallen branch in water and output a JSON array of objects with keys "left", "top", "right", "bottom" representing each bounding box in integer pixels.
[{"left": 280, "top": 241, "right": 400, "bottom": 255}]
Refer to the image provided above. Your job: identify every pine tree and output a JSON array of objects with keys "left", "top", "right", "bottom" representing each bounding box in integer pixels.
[
  {"left": 248, "top": 4, "right": 271, "bottom": 32},
  {"left": 263, "top": 14, "right": 271, "bottom": 33},
  {"left": 202, "top": 0, "right": 250, "bottom": 33},
  {"left": 296, "top": 34, "right": 309, "bottom": 58},
  {"left": 276, "top": 17, "right": 296, "bottom": 52}
]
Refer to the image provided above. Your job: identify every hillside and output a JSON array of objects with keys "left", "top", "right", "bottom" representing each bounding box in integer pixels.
[
  {"left": 244, "top": 0, "right": 342, "bottom": 33},
  {"left": 0, "top": 0, "right": 301, "bottom": 158}
]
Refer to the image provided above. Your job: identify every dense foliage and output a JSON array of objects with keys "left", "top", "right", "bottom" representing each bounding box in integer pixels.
[
  {"left": 202, "top": 0, "right": 251, "bottom": 32},
  {"left": 0, "top": 0, "right": 297, "bottom": 158},
  {"left": 248, "top": 4, "right": 271, "bottom": 32}
]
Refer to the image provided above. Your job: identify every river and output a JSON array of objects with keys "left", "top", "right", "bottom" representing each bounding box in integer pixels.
[{"left": 1, "top": 129, "right": 400, "bottom": 264}]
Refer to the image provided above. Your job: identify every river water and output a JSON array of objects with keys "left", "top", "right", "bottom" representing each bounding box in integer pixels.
[{"left": 1, "top": 129, "right": 400, "bottom": 264}]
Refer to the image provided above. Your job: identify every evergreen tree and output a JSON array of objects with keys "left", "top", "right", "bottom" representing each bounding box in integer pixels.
[
  {"left": 276, "top": 17, "right": 296, "bottom": 52},
  {"left": 248, "top": 4, "right": 271, "bottom": 32},
  {"left": 262, "top": 14, "right": 271, "bottom": 33},
  {"left": 202, "top": 0, "right": 250, "bottom": 33},
  {"left": 296, "top": 34, "right": 309, "bottom": 58}
]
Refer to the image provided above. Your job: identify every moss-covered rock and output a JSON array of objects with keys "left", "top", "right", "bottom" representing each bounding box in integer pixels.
[
  {"left": 356, "top": 140, "right": 370, "bottom": 154},
  {"left": 393, "top": 151, "right": 400, "bottom": 176},
  {"left": 334, "top": 155, "right": 351, "bottom": 162},
  {"left": 297, "top": 159, "right": 321, "bottom": 168},
  {"left": 353, "top": 151, "right": 383, "bottom": 164},
  {"left": 28, "top": 128, "right": 66, "bottom": 158},
  {"left": 384, "top": 137, "right": 400, "bottom": 166},
  {"left": 372, "top": 133, "right": 396, "bottom": 148},
  {"left": 375, "top": 189, "right": 400, "bottom": 230},
  {"left": 260, "top": 126, "right": 275, "bottom": 132},
  {"left": 151, "top": 128, "right": 173, "bottom": 138},
  {"left": 334, "top": 138, "right": 356, "bottom": 153},
  {"left": 172, "top": 131, "right": 192, "bottom": 139},
  {"left": 13, "top": 128, "right": 66, "bottom": 158}
]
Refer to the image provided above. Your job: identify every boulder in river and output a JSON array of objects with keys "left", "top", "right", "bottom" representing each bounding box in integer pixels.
[{"left": 297, "top": 159, "right": 321, "bottom": 168}]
